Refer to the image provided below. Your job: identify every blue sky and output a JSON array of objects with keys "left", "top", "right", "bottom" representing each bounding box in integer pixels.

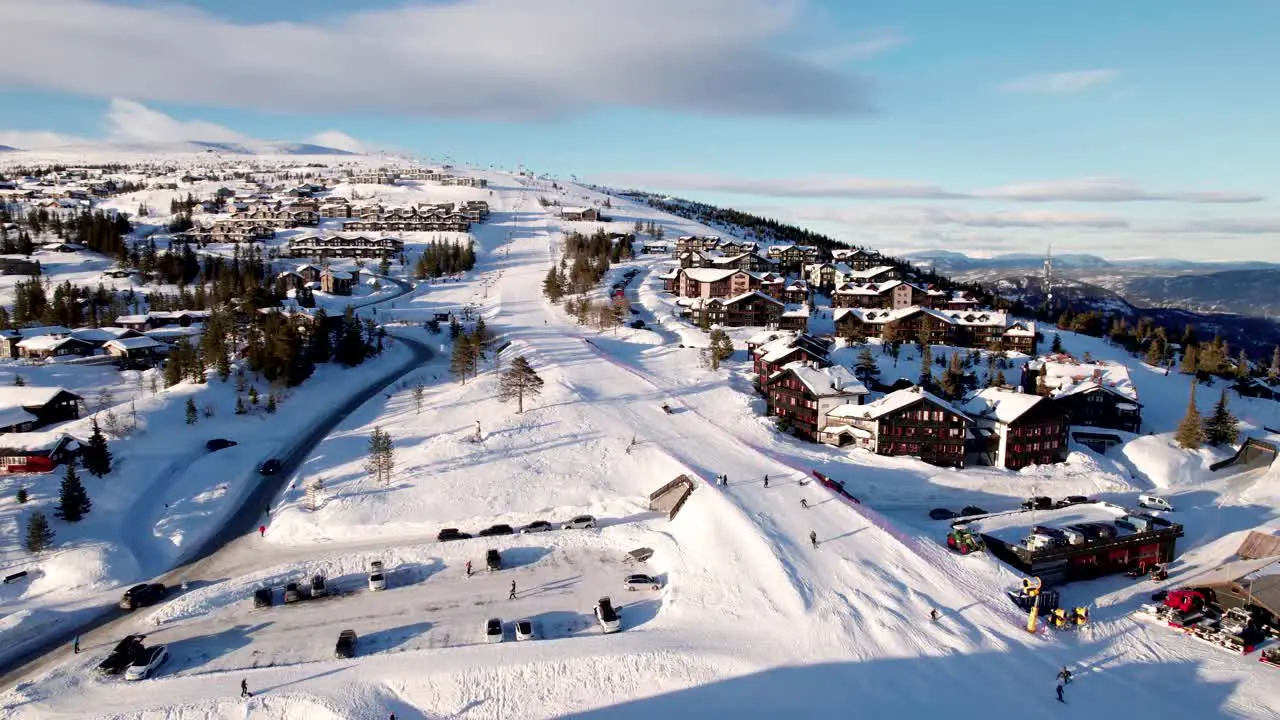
[{"left": 1, "top": 0, "right": 1277, "bottom": 261}]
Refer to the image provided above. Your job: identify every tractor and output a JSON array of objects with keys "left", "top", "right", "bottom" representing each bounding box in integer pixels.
[{"left": 946, "top": 526, "right": 984, "bottom": 555}]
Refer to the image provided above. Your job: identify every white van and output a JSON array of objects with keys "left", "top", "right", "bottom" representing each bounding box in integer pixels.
[{"left": 1138, "top": 494, "right": 1174, "bottom": 512}]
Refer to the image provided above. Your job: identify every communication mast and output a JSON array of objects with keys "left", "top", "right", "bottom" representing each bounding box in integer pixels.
[{"left": 1043, "top": 244, "right": 1054, "bottom": 312}]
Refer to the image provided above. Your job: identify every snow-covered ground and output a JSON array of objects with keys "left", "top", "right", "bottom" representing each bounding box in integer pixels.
[{"left": 2, "top": 166, "right": 1278, "bottom": 719}]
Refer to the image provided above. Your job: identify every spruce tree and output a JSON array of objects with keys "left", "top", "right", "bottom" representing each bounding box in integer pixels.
[
  {"left": 1180, "top": 346, "right": 1199, "bottom": 375},
  {"left": 55, "top": 461, "right": 91, "bottom": 522},
  {"left": 266, "top": 393, "right": 278, "bottom": 414},
  {"left": 81, "top": 417, "right": 113, "bottom": 477},
  {"left": 448, "top": 315, "right": 461, "bottom": 340},
  {"left": 25, "top": 511, "right": 55, "bottom": 553},
  {"left": 336, "top": 307, "right": 366, "bottom": 366},
  {"left": 855, "top": 347, "right": 879, "bottom": 384},
  {"left": 235, "top": 395, "right": 247, "bottom": 414},
  {"left": 918, "top": 343, "right": 933, "bottom": 387},
  {"left": 708, "top": 329, "right": 733, "bottom": 370},
  {"left": 1175, "top": 385, "right": 1206, "bottom": 449},
  {"left": 1051, "top": 333, "right": 1063, "bottom": 354},
  {"left": 1203, "top": 389, "right": 1239, "bottom": 447},
  {"left": 16, "top": 485, "right": 29, "bottom": 504},
  {"left": 450, "top": 332, "right": 476, "bottom": 384},
  {"left": 498, "top": 355, "right": 545, "bottom": 413},
  {"left": 310, "top": 309, "right": 332, "bottom": 363},
  {"left": 185, "top": 397, "right": 198, "bottom": 424}
]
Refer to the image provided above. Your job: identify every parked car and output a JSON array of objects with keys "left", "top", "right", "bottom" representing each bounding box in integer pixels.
[
  {"left": 205, "top": 438, "right": 237, "bottom": 452},
  {"left": 438, "top": 528, "right": 472, "bottom": 542},
  {"left": 515, "top": 619, "right": 535, "bottom": 641},
  {"left": 485, "top": 618, "right": 504, "bottom": 643},
  {"left": 368, "top": 560, "right": 387, "bottom": 592},
  {"left": 310, "top": 574, "right": 327, "bottom": 599},
  {"left": 253, "top": 587, "right": 272, "bottom": 609},
  {"left": 521, "top": 520, "right": 552, "bottom": 534},
  {"left": 562, "top": 515, "right": 597, "bottom": 530},
  {"left": 959, "top": 506, "right": 988, "bottom": 517},
  {"left": 124, "top": 645, "right": 168, "bottom": 681},
  {"left": 478, "top": 524, "right": 514, "bottom": 537},
  {"left": 629, "top": 319, "right": 646, "bottom": 329},
  {"left": 119, "top": 583, "right": 165, "bottom": 610},
  {"left": 486, "top": 549, "right": 502, "bottom": 571},
  {"left": 623, "top": 574, "right": 661, "bottom": 591},
  {"left": 594, "top": 597, "right": 621, "bottom": 633},
  {"left": 928, "top": 508, "right": 958, "bottom": 521},
  {"left": 283, "top": 582, "right": 302, "bottom": 604},
  {"left": 334, "top": 629, "right": 357, "bottom": 659},
  {"left": 1138, "top": 494, "right": 1175, "bottom": 512},
  {"left": 96, "top": 635, "right": 146, "bottom": 676},
  {"left": 1055, "top": 496, "right": 1090, "bottom": 508},
  {"left": 1021, "top": 496, "right": 1054, "bottom": 511},
  {"left": 259, "top": 458, "right": 282, "bottom": 475}
]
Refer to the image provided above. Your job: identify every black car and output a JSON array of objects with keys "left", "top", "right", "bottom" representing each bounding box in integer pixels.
[
  {"left": 205, "top": 438, "right": 237, "bottom": 452},
  {"left": 96, "top": 635, "right": 146, "bottom": 675},
  {"left": 486, "top": 549, "right": 502, "bottom": 571},
  {"left": 478, "top": 524, "right": 514, "bottom": 537},
  {"left": 253, "top": 587, "right": 273, "bottom": 609},
  {"left": 1055, "top": 496, "right": 1090, "bottom": 508},
  {"left": 334, "top": 629, "right": 357, "bottom": 659},
  {"left": 959, "top": 506, "right": 988, "bottom": 517},
  {"left": 310, "top": 574, "right": 327, "bottom": 599},
  {"left": 119, "top": 583, "right": 166, "bottom": 610},
  {"left": 437, "top": 528, "right": 472, "bottom": 542},
  {"left": 1021, "top": 496, "right": 1054, "bottom": 511},
  {"left": 259, "top": 458, "right": 282, "bottom": 475},
  {"left": 283, "top": 582, "right": 302, "bottom": 604},
  {"left": 928, "top": 508, "right": 959, "bottom": 521}
]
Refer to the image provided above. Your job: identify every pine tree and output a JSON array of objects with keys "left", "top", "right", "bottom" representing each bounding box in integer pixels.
[
  {"left": 542, "top": 266, "right": 564, "bottom": 302},
  {"left": 235, "top": 395, "right": 247, "bottom": 414},
  {"left": 1180, "top": 345, "right": 1199, "bottom": 375},
  {"left": 412, "top": 382, "right": 425, "bottom": 414},
  {"left": 25, "top": 511, "right": 55, "bottom": 553},
  {"left": 1203, "top": 389, "right": 1239, "bottom": 447},
  {"left": 498, "top": 355, "right": 545, "bottom": 413},
  {"left": 855, "top": 347, "right": 879, "bottom": 384},
  {"left": 184, "top": 397, "right": 198, "bottom": 424},
  {"left": 13, "top": 375, "right": 25, "bottom": 386},
  {"left": 708, "top": 329, "right": 734, "bottom": 370},
  {"left": 450, "top": 333, "right": 475, "bottom": 384},
  {"left": 310, "top": 309, "right": 332, "bottom": 363},
  {"left": 918, "top": 343, "right": 933, "bottom": 386},
  {"left": 364, "top": 427, "right": 395, "bottom": 485},
  {"left": 335, "top": 306, "right": 366, "bottom": 367},
  {"left": 1175, "top": 385, "right": 1206, "bottom": 449},
  {"left": 55, "top": 461, "right": 91, "bottom": 522},
  {"left": 81, "top": 417, "right": 113, "bottom": 477},
  {"left": 16, "top": 485, "right": 29, "bottom": 504},
  {"left": 1271, "top": 345, "right": 1280, "bottom": 382},
  {"left": 993, "top": 369, "right": 1007, "bottom": 387},
  {"left": 1051, "top": 333, "right": 1063, "bottom": 354},
  {"left": 448, "top": 315, "right": 461, "bottom": 340},
  {"left": 266, "top": 393, "right": 277, "bottom": 414}
]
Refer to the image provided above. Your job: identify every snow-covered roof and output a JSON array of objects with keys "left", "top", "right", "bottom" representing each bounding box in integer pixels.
[
  {"left": 105, "top": 336, "right": 164, "bottom": 351},
  {"left": 327, "top": 270, "right": 353, "bottom": 280},
  {"left": 115, "top": 314, "right": 149, "bottom": 324},
  {"left": 679, "top": 267, "right": 741, "bottom": 283},
  {"left": 782, "top": 304, "right": 810, "bottom": 318},
  {"left": 145, "top": 327, "right": 203, "bottom": 341},
  {"left": 71, "top": 327, "right": 137, "bottom": 343},
  {"left": 0, "top": 386, "right": 76, "bottom": 408},
  {"left": 777, "top": 362, "right": 867, "bottom": 397},
  {"left": 0, "top": 430, "right": 79, "bottom": 453},
  {"left": 828, "top": 385, "right": 970, "bottom": 422},
  {"left": 962, "top": 388, "right": 1048, "bottom": 425},
  {"left": 719, "top": 290, "right": 783, "bottom": 307},
  {"left": 964, "top": 503, "right": 1128, "bottom": 546},
  {"left": 1028, "top": 354, "right": 1139, "bottom": 403},
  {"left": 0, "top": 406, "right": 39, "bottom": 428},
  {"left": 16, "top": 335, "right": 78, "bottom": 351},
  {"left": 13, "top": 325, "right": 71, "bottom": 338}
]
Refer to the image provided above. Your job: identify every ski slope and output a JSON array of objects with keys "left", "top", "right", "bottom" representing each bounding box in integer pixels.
[{"left": 2, "top": 170, "right": 1277, "bottom": 719}]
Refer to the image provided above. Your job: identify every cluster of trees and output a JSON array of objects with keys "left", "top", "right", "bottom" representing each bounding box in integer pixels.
[
  {"left": 1176, "top": 386, "right": 1240, "bottom": 449},
  {"left": 449, "top": 317, "right": 497, "bottom": 384},
  {"left": 633, "top": 220, "right": 665, "bottom": 242},
  {"left": 563, "top": 295, "right": 629, "bottom": 332},
  {"left": 0, "top": 227, "right": 35, "bottom": 255},
  {"left": 365, "top": 426, "right": 396, "bottom": 485},
  {"left": 412, "top": 240, "right": 477, "bottom": 280}
]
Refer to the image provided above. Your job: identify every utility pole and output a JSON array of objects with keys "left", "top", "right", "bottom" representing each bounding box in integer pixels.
[{"left": 1043, "top": 243, "right": 1054, "bottom": 314}]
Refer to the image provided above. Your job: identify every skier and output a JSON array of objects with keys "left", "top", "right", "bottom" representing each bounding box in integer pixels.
[
  {"left": 1055, "top": 683, "right": 1065, "bottom": 703},
  {"left": 509, "top": 580, "right": 517, "bottom": 600},
  {"left": 809, "top": 531, "right": 818, "bottom": 548},
  {"left": 241, "top": 679, "right": 251, "bottom": 698},
  {"left": 466, "top": 560, "right": 472, "bottom": 577},
  {"left": 264, "top": 505, "right": 270, "bottom": 517},
  {"left": 258, "top": 525, "right": 266, "bottom": 538},
  {"left": 763, "top": 475, "right": 769, "bottom": 488},
  {"left": 930, "top": 608, "right": 939, "bottom": 623},
  {"left": 800, "top": 498, "right": 808, "bottom": 509},
  {"left": 1058, "top": 667, "right": 1073, "bottom": 685},
  {"left": 723, "top": 474, "right": 729, "bottom": 487},
  {"left": 73, "top": 634, "right": 80, "bottom": 654}
]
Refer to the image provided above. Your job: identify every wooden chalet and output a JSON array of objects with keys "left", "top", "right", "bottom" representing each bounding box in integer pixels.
[{"left": 820, "top": 386, "right": 971, "bottom": 468}]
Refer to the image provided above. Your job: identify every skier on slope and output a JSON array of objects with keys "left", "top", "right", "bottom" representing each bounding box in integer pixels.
[
  {"left": 930, "top": 608, "right": 939, "bottom": 623},
  {"left": 1057, "top": 667, "right": 1072, "bottom": 685},
  {"left": 809, "top": 531, "right": 818, "bottom": 548},
  {"left": 763, "top": 475, "right": 769, "bottom": 488},
  {"left": 800, "top": 498, "right": 808, "bottom": 509}
]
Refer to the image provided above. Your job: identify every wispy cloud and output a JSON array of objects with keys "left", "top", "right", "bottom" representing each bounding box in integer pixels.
[
  {"left": 598, "top": 171, "right": 1264, "bottom": 204},
  {"left": 0, "top": 129, "right": 89, "bottom": 150},
  {"left": 1163, "top": 217, "right": 1280, "bottom": 234},
  {"left": 997, "top": 69, "right": 1119, "bottom": 94},
  {"left": 0, "top": 0, "right": 872, "bottom": 121},
  {"left": 769, "top": 205, "right": 1131, "bottom": 230},
  {"left": 805, "top": 30, "right": 906, "bottom": 66},
  {"left": 307, "top": 131, "right": 369, "bottom": 154}
]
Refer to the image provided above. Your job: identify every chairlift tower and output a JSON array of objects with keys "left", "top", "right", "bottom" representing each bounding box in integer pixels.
[{"left": 1043, "top": 244, "right": 1055, "bottom": 313}]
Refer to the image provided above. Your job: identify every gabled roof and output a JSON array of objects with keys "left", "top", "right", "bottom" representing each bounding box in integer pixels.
[
  {"left": 678, "top": 267, "right": 741, "bottom": 283},
  {"left": 719, "top": 290, "right": 783, "bottom": 308},
  {"left": 962, "top": 388, "right": 1051, "bottom": 425},
  {"left": 1028, "top": 354, "right": 1140, "bottom": 403},
  {"left": 0, "top": 430, "right": 80, "bottom": 454},
  {"left": 0, "top": 406, "right": 39, "bottom": 429},
  {"left": 829, "top": 385, "right": 970, "bottom": 422},
  {"left": 0, "top": 386, "right": 78, "bottom": 409},
  {"left": 776, "top": 362, "right": 867, "bottom": 398},
  {"left": 105, "top": 336, "right": 164, "bottom": 351}
]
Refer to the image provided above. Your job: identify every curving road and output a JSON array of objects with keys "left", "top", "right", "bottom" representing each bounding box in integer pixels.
[{"left": 0, "top": 331, "right": 433, "bottom": 689}]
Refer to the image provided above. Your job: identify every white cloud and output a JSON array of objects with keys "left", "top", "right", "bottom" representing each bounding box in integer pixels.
[
  {"left": 308, "top": 131, "right": 368, "bottom": 154},
  {"left": 997, "top": 69, "right": 1119, "bottom": 94},
  {"left": 104, "top": 98, "right": 247, "bottom": 143},
  {"left": 805, "top": 30, "right": 906, "bottom": 65},
  {"left": 778, "top": 205, "right": 1131, "bottom": 229},
  {"left": 0, "top": 129, "right": 89, "bottom": 150},
  {"left": 1163, "top": 217, "right": 1280, "bottom": 234},
  {"left": 598, "top": 171, "right": 1264, "bottom": 204},
  {"left": 0, "top": 0, "right": 871, "bottom": 120}
]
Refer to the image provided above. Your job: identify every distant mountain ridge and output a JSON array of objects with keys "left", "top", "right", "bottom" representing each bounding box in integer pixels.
[
  {"left": 902, "top": 249, "right": 1280, "bottom": 274},
  {"left": 0, "top": 139, "right": 357, "bottom": 158}
]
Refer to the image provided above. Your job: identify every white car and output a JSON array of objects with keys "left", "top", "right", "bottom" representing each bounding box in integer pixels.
[
  {"left": 368, "top": 560, "right": 387, "bottom": 591},
  {"left": 514, "top": 619, "right": 536, "bottom": 641},
  {"left": 124, "top": 645, "right": 168, "bottom": 681},
  {"left": 1138, "top": 494, "right": 1174, "bottom": 512},
  {"left": 561, "top": 515, "right": 597, "bottom": 530},
  {"left": 485, "top": 618, "right": 504, "bottom": 643},
  {"left": 623, "top": 573, "right": 661, "bottom": 591},
  {"left": 594, "top": 597, "right": 621, "bottom": 634}
]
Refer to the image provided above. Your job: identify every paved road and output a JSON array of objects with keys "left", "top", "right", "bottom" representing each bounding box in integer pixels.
[{"left": 0, "top": 332, "right": 433, "bottom": 690}]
